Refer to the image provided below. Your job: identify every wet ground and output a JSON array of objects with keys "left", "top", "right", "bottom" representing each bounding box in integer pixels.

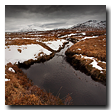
[{"left": 21, "top": 42, "right": 106, "bottom": 105}]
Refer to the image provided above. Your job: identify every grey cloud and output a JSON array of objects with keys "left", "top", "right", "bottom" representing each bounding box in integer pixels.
[
  {"left": 40, "top": 22, "right": 66, "bottom": 28},
  {"left": 5, "top": 5, "right": 106, "bottom": 32},
  {"left": 5, "top": 5, "right": 106, "bottom": 17}
]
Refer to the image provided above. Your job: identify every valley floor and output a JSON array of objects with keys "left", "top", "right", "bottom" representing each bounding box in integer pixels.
[{"left": 5, "top": 29, "right": 106, "bottom": 105}]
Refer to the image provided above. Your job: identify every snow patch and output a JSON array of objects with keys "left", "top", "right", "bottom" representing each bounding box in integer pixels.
[
  {"left": 79, "top": 54, "right": 106, "bottom": 73},
  {"left": 90, "top": 60, "right": 103, "bottom": 70},
  {"left": 81, "top": 36, "right": 98, "bottom": 41},
  {"left": 77, "top": 48, "right": 81, "bottom": 50},
  {"left": 81, "top": 32, "right": 86, "bottom": 35},
  {"left": 59, "top": 33, "right": 77, "bottom": 38},
  {"left": 44, "top": 39, "right": 67, "bottom": 51},
  {"left": 8, "top": 67, "right": 15, "bottom": 73},
  {"left": 5, "top": 44, "right": 52, "bottom": 65},
  {"left": 5, "top": 79, "right": 10, "bottom": 81}
]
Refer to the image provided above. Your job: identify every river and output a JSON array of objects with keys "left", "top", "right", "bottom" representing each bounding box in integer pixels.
[{"left": 21, "top": 42, "right": 106, "bottom": 105}]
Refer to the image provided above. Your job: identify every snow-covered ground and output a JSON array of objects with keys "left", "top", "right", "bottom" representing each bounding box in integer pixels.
[
  {"left": 5, "top": 39, "right": 67, "bottom": 65},
  {"left": 43, "top": 39, "right": 67, "bottom": 51},
  {"left": 77, "top": 54, "right": 106, "bottom": 73},
  {"left": 58, "top": 32, "right": 86, "bottom": 38},
  {"left": 80, "top": 36, "right": 98, "bottom": 41},
  {"left": 5, "top": 44, "right": 52, "bottom": 65}
]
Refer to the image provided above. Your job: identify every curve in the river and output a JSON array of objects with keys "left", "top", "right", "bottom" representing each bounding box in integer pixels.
[{"left": 21, "top": 42, "right": 106, "bottom": 105}]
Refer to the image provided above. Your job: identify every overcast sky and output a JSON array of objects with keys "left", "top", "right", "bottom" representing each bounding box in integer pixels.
[{"left": 5, "top": 5, "right": 106, "bottom": 32}]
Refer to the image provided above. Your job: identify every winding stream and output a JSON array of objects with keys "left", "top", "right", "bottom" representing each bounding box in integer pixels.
[{"left": 21, "top": 42, "right": 106, "bottom": 105}]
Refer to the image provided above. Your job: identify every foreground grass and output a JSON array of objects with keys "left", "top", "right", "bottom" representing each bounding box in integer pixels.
[{"left": 5, "top": 63, "right": 72, "bottom": 105}]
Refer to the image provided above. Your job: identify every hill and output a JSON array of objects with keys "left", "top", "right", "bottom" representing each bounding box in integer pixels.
[{"left": 70, "top": 20, "right": 106, "bottom": 31}]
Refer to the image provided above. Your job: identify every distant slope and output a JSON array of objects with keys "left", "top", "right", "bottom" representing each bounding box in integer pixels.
[
  {"left": 70, "top": 20, "right": 106, "bottom": 31},
  {"left": 17, "top": 20, "right": 106, "bottom": 32}
]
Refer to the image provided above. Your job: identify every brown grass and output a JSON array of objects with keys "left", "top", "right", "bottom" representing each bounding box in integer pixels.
[
  {"left": 5, "top": 29, "right": 106, "bottom": 102},
  {"left": 5, "top": 63, "right": 73, "bottom": 105},
  {"left": 17, "top": 49, "right": 22, "bottom": 53},
  {"left": 5, "top": 35, "right": 68, "bottom": 53},
  {"left": 65, "top": 30, "right": 106, "bottom": 84},
  {"left": 5, "top": 32, "right": 59, "bottom": 46},
  {"left": 66, "top": 35, "right": 106, "bottom": 61},
  {"left": 85, "top": 30, "right": 106, "bottom": 36}
]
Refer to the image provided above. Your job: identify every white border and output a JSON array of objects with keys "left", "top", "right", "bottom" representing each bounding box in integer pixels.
[{"left": 1, "top": 1, "right": 111, "bottom": 110}]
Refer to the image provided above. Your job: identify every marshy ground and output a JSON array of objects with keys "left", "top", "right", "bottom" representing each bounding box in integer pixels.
[
  {"left": 65, "top": 30, "right": 106, "bottom": 84},
  {"left": 5, "top": 29, "right": 106, "bottom": 105}
]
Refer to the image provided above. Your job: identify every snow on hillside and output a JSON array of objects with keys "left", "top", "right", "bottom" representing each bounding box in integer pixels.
[
  {"left": 71, "top": 20, "right": 106, "bottom": 31},
  {"left": 15, "top": 20, "right": 106, "bottom": 33}
]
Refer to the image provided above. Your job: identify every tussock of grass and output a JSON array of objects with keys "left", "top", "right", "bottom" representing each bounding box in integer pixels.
[{"left": 17, "top": 49, "right": 22, "bottom": 53}]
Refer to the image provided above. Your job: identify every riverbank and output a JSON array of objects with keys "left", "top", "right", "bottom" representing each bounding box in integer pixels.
[
  {"left": 5, "top": 63, "right": 72, "bottom": 105},
  {"left": 65, "top": 30, "right": 106, "bottom": 84},
  {"left": 20, "top": 42, "right": 106, "bottom": 105},
  {"left": 5, "top": 34, "right": 68, "bottom": 66},
  {"left": 5, "top": 34, "right": 72, "bottom": 105}
]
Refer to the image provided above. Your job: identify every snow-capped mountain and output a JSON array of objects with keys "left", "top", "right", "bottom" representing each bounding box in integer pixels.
[
  {"left": 18, "top": 25, "right": 39, "bottom": 32},
  {"left": 71, "top": 20, "right": 106, "bottom": 31},
  {"left": 18, "top": 20, "right": 106, "bottom": 32}
]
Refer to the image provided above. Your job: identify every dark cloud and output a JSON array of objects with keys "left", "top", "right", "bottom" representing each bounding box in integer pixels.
[
  {"left": 6, "top": 5, "right": 105, "bottom": 17},
  {"left": 5, "top": 5, "right": 106, "bottom": 32}
]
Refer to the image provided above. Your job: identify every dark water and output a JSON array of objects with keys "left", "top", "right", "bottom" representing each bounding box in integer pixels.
[{"left": 21, "top": 42, "right": 106, "bottom": 105}]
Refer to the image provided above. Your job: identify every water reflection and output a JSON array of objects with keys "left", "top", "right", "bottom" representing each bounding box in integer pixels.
[{"left": 21, "top": 43, "right": 106, "bottom": 105}]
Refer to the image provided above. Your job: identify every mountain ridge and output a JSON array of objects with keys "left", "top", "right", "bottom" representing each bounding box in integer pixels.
[
  {"left": 70, "top": 20, "right": 106, "bottom": 31},
  {"left": 17, "top": 20, "right": 106, "bottom": 32}
]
